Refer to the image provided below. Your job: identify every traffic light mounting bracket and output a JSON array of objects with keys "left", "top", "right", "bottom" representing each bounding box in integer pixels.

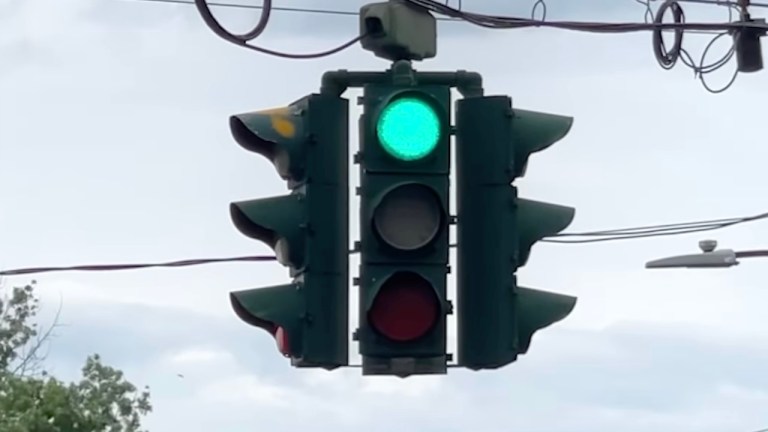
[{"left": 319, "top": 60, "right": 483, "bottom": 98}]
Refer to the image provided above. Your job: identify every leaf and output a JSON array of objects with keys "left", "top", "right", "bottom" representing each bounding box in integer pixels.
[{"left": 0, "top": 282, "right": 152, "bottom": 431}]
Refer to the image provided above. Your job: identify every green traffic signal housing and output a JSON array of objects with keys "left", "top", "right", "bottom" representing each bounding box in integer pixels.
[
  {"left": 356, "top": 84, "right": 452, "bottom": 377},
  {"left": 455, "top": 95, "right": 577, "bottom": 370},
  {"left": 228, "top": 93, "right": 349, "bottom": 370}
]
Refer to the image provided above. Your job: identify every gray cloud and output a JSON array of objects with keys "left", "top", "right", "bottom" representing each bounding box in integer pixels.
[{"left": 29, "top": 293, "right": 768, "bottom": 432}]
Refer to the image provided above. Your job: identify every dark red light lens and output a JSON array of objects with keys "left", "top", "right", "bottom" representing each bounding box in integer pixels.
[{"left": 368, "top": 272, "right": 440, "bottom": 342}]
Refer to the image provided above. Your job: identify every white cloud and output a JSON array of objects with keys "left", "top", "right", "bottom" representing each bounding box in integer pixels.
[
  {"left": 198, "top": 373, "right": 295, "bottom": 407},
  {"left": 163, "top": 347, "right": 234, "bottom": 366},
  {"left": 360, "top": 375, "right": 442, "bottom": 397},
  {"left": 716, "top": 383, "right": 768, "bottom": 404},
  {"left": 20, "top": 290, "right": 768, "bottom": 432}
]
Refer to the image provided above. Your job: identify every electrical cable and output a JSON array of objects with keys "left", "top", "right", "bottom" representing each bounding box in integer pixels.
[
  {"left": 132, "top": 0, "right": 768, "bottom": 32},
  {"left": 0, "top": 256, "right": 276, "bottom": 276},
  {"left": 1, "top": 210, "right": 766, "bottom": 276},
  {"left": 652, "top": 0, "right": 686, "bottom": 70},
  {"left": 545, "top": 223, "right": 743, "bottom": 243},
  {"left": 188, "top": 0, "right": 364, "bottom": 59},
  {"left": 544, "top": 210, "right": 768, "bottom": 243},
  {"left": 532, "top": 0, "right": 547, "bottom": 21},
  {"left": 128, "top": 0, "right": 464, "bottom": 22},
  {"left": 646, "top": 0, "right": 741, "bottom": 93},
  {"left": 404, "top": 0, "right": 763, "bottom": 94},
  {"left": 194, "top": 0, "right": 270, "bottom": 42},
  {"left": 129, "top": 0, "right": 360, "bottom": 17},
  {"left": 560, "top": 212, "right": 751, "bottom": 235},
  {"left": 131, "top": 0, "right": 763, "bottom": 77},
  {"left": 444, "top": 0, "right": 462, "bottom": 13},
  {"left": 135, "top": 0, "right": 545, "bottom": 24},
  {"left": 404, "top": 0, "right": 768, "bottom": 32}
]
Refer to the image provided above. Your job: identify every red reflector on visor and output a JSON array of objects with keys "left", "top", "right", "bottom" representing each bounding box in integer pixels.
[{"left": 275, "top": 326, "right": 291, "bottom": 357}]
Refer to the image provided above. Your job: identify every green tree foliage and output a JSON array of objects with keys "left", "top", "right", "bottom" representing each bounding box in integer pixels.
[{"left": 0, "top": 281, "right": 152, "bottom": 432}]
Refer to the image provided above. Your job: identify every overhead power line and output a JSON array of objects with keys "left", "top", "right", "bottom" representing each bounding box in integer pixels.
[
  {"left": 0, "top": 256, "right": 276, "bottom": 276},
  {"left": 129, "top": 0, "right": 359, "bottom": 17},
  {"left": 132, "top": 0, "right": 367, "bottom": 59},
  {"left": 639, "top": 0, "right": 758, "bottom": 93},
  {"left": 127, "top": 0, "right": 541, "bottom": 22},
  {"left": 137, "top": 0, "right": 768, "bottom": 32},
  {"left": 130, "top": 0, "right": 768, "bottom": 62},
  {"left": 404, "top": 0, "right": 768, "bottom": 32},
  {"left": 2, "top": 209, "right": 766, "bottom": 276},
  {"left": 545, "top": 210, "right": 768, "bottom": 243}
]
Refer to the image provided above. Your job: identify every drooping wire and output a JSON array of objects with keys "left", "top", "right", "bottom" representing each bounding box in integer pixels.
[
  {"left": 0, "top": 256, "right": 277, "bottom": 276},
  {"left": 130, "top": 0, "right": 355, "bottom": 15},
  {"left": 132, "top": 0, "right": 766, "bottom": 33},
  {"left": 128, "top": 0, "right": 467, "bottom": 21},
  {"left": 408, "top": 0, "right": 760, "bottom": 92},
  {"left": 647, "top": 0, "right": 740, "bottom": 93},
  {"left": 403, "top": 0, "right": 768, "bottom": 32},
  {"left": 443, "top": 0, "right": 545, "bottom": 20},
  {"left": 442, "top": 0, "right": 548, "bottom": 23},
  {"left": 1, "top": 210, "right": 767, "bottom": 276},
  {"left": 143, "top": 0, "right": 768, "bottom": 33},
  {"left": 191, "top": 0, "right": 364, "bottom": 59},
  {"left": 195, "top": 0, "right": 270, "bottom": 42},
  {"left": 637, "top": 0, "right": 658, "bottom": 24},
  {"left": 544, "top": 210, "right": 768, "bottom": 243},
  {"left": 416, "top": 0, "right": 754, "bottom": 92}
]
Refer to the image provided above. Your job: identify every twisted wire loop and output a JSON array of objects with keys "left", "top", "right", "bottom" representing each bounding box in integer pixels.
[
  {"left": 653, "top": 0, "right": 686, "bottom": 69},
  {"left": 648, "top": 0, "right": 741, "bottom": 93},
  {"left": 532, "top": 0, "right": 547, "bottom": 21},
  {"left": 192, "top": 0, "right": 364, "bottom": 59},
  {"left": 194, "top": 0, "right": 272, "bottom": 45}
]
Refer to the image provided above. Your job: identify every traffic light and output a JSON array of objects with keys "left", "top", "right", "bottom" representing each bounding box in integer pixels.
[
  {"left": 228, "top": 93, "right": 349, "bottom": 369},
  {"left": 356, "top": 83, "right": 451, "bottom": 377},
  {"left": 455, "top": 95, "right": 577, "bottom": 370}
]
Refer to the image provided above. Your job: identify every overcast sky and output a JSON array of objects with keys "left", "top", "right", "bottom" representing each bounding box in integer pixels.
[{"left": 2, "top": 0, "right": 768, "bottom": 431}]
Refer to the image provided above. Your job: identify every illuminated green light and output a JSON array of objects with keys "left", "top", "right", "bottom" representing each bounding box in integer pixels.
[{"left": 376, "top": 96, "right": 442, "bottom": 161}]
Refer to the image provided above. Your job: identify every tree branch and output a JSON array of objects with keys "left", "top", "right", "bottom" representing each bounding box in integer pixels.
[{"left": 12, "top": 291, "right": 64, "bottom": 377}]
